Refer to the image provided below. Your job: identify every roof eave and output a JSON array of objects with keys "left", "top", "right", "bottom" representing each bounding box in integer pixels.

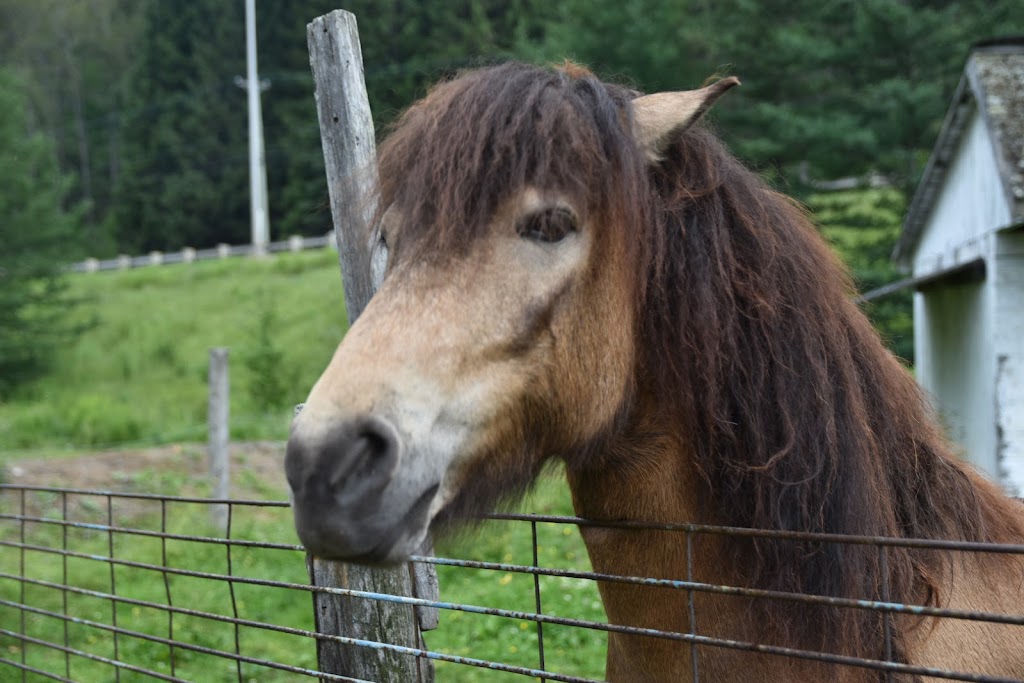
[{"left": 892, "top": 74, "right": 975, "bottom": 269}]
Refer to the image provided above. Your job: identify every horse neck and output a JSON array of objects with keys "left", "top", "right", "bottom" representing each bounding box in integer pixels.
[
  {"left": 564, "top": 393, "right": 730, "bottom": 584},
  {"left": 563, "top": 397, "right": 776, "bottom": 680}
]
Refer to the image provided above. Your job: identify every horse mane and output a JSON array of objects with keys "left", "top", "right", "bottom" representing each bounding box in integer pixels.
[
  {"left": 376, "top": 60, "right": 1024, "bottom": 668},
  {"left": 647, "top": 126, "right": 1024, "bottom": 659}
]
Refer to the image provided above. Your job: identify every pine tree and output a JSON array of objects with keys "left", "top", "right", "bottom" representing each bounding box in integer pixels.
[
  {"left": 0, "top": 0, "right": 144, "bottom": 255},
  {"left": 531, "top": 0, "right": 1024, "bottom": 190},
  {"left": 256, "top": 0, "right": 338, "bottom": 240},
  {"left": 0, "top": 68, "right": 83, "bottom": 396},
  {"left": 115, "top": 0, "right": 248, "bottom": 251},
  {"left": 257, "top": 0, "right": 553, "bottom": 240}
]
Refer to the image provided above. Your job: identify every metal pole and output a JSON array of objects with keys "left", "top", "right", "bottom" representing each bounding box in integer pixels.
[{"left": 245, "top": 0, "right": 270, "bottom": 254}]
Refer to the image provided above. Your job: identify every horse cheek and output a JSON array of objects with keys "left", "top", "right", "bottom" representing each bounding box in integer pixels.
[{"left": 557, "top": 277, "right": 635, "bottom": 448}]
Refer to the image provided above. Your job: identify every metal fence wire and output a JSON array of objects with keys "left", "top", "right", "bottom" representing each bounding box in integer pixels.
[{"left": 2, "top": 484, "right": 1023, "bottom": 683}]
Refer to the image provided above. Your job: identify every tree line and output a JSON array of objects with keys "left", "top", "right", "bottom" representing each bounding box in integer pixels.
[
  {"left": 5, "top": 0, "right": 1022, "bottom": 254},
  {"left": 2, "top": 0, "right": 1023, "bottom": 390}
]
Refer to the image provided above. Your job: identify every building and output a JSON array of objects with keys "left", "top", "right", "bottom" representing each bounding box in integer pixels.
[{"left": 893, "top": 38, "right": 1024, "bottom": 495}]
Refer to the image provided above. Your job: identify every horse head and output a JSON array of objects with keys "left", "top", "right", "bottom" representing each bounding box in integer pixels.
[{"left": 285, "top": 63, "right": 736, "bottom": 563}]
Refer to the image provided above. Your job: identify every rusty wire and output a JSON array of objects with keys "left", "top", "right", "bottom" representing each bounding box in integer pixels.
[{"left": 2, "top": 484, "right": 1023, "bottom": 683}]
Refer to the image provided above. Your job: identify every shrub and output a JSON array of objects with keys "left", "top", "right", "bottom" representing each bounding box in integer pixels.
[{"left": 243, "top": 299, "right": 291, "bottom": 412}]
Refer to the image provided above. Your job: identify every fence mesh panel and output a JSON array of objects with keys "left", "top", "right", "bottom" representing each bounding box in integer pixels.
[{"left": 2, "top": 484, "right": 1022, "bottom": 682}]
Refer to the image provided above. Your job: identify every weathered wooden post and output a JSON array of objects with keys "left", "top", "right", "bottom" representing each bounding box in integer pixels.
[
  {"left": 207, "top": 347, "right": 230, "bottom": 532},
  {"left": 306, "top": 10, "right": 437, "bottom": 682}
]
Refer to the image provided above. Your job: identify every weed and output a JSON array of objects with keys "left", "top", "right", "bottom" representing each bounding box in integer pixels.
[
  {"left": 242, "top": 297, "right": 291, "bottom": 412},
  {"left": 65, "top": 393, "right": 144, "bottom": 446}
]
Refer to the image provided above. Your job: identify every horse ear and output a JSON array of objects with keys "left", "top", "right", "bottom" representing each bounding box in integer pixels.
[{"left": 632, "top": 77, "right": 740, "bottom": 161}]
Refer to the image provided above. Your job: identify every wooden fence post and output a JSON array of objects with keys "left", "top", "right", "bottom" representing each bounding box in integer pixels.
[
  {"left": 207, "top": 347, "right": 230, "bottom": 533},
  {"left": 307, "top": 10, "right": 437, "bottom": 682}
]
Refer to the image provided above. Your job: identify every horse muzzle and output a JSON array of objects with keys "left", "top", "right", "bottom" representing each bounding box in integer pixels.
[{"left": 285, "top": 415, "right": 438, "bottom": 563}]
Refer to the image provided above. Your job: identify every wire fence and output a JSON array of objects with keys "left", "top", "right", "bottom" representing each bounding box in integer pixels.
[{"left": 2, "top": 484, "right": 1023, "bottom": 683}]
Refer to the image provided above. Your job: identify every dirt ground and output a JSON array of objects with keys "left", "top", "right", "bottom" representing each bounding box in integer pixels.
[
  {"left": 3, "top": 441, "right": 287, "bottom": 492},
  {"left": 1, "top": 441, "right": 291, "bottom": 519}
]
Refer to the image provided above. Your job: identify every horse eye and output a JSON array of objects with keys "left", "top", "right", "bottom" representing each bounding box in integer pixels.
[{"left": 517, "top": 208, "right": 577, "bottom": 244}]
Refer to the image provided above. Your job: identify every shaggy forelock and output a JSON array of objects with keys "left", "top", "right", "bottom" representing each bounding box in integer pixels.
[{"left": 376, "top": 61, "right": 649, "bottom": 260}]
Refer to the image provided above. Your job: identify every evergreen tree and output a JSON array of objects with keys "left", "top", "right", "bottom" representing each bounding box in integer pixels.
[
  {"left": 115, "top": 0, "right": 248, "bottom": 251},
  {"left": 0, "top": 68, "right": 83, "bottom": 396},
  {"left": 257, "top": 0, "right": 339, "bottom": 240},
  {"left": 342, "top": 0, "right": 553, "bottom": 120},
  {"left": 7, "top": 0, "right": 1024, "bottom": 255},
  {"left": 112, "top": 0, "right": 550, "bottom": 250},
  {"left": 532, "top": 0, "right": 1024, "bottom": 190},
  {"left": 256, "top": 0, "right": 553, "bottom": 241},
  {"left": 702, "top": 0, "right": 985, "bottom": 189},
  {"left": 810, "top": 188, "right": 913, "bottom": 361},
  {"left": 0, "top": 0, "right": 144, "bottom": 254}
]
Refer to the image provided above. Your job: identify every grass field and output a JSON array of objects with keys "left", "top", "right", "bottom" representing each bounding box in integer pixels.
[
  {"left": 0, "top": 188, "right": 911, "bottom": 455},
  {"left": 1, "top": 249, "right": 347, "bottom": 454}
]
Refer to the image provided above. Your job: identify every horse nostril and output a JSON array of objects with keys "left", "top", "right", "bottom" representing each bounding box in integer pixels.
[
  {"left": 331, "top": 427, "right": 389, "bottom": 486},
  {"left": 287, "top": 415, "right": 403, "bottom": 518},
  {"left": 328, "top": 416, "right": 401, "bottom": 507}
]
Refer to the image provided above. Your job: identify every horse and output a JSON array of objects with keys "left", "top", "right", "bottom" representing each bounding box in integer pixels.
[{"left": 286, "top": 61, "right": 1024, "bottom": 682}]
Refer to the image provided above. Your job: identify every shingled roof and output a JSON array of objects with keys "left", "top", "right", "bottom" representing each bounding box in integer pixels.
[{"left": 894, "top": 37, "right": 1024, "bottom": 265}]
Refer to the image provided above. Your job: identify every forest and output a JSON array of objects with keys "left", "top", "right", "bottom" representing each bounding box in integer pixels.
[{"left": 3, "top": 0, "right": 1024, "bottom": 392}]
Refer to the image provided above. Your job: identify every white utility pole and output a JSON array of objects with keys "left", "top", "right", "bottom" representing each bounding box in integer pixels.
[{"left": 244, "top": 0, "right": 270, "bottom": 254}]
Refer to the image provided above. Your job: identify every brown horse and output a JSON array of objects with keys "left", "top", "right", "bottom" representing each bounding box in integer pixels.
[{"left": 286, "top": 62, "right": 1024, "bottom": 682}]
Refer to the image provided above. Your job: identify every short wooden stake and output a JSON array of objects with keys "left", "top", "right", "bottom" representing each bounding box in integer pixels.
[{"left": 208, "top": 347, "right": 230, "bottom": 533}]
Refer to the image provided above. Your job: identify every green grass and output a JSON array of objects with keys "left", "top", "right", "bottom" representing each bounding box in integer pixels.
[
  {"left": 0, "top": 490, "right": 315, "bottom": 681},
  {"left": 430, "top": 472, "right": 606, "bottom": 682},
  {"left": 1, "top": 465, "right": 607, "bottom": 682},
  {"left": 1, "top": 249, "right": 348, "bottom": 454}
]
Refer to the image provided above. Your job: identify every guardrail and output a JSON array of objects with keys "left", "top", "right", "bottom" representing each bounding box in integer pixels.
[{"left": 69, "top": 233, "right": 337, "bottom": 274}]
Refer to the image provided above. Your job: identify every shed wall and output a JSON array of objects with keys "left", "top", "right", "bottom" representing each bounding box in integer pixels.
[
  {"left": 993, "top": 230, "right": 1024, "bottom": 495},
  {"left": 909, "top": 100, "right": 1021, "bottom": 489},
  {"left": 914, "top": 283, "right": 997, "bottom": 479},
  {"left": 914, "top": 110, "right": 1012, "bottom": 277}
]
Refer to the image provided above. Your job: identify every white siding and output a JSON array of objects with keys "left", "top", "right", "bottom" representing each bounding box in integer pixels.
[
  {"left": 909, "top": 102, "right": 1021, "bottom": 490},
  {"left": 913, "top": 110, "right": 1012, "bottom": 278},
  {"left": 992, "top": 231, "right": 1024, "bottom": 495},
  {"left": 913, "top": 284, "right": 997, "bottom": 480}
]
